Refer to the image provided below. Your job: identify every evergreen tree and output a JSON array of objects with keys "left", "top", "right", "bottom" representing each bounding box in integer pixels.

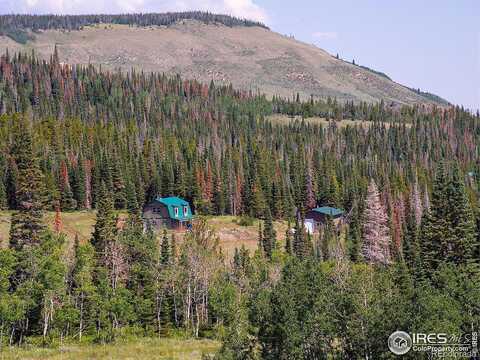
[
  {"left": 160, "top": 230, "right": 171, "bottom": 265},
  {"left": 271, "top": 180, "right": 284, "bottom": 219},
  {"left": 112, "top": 161, "right": 126, "bottom": 210},
  {"left": 446, "top": 166, "right": 477, "bottom": 269},
  {"left": 9, "top": 117, "right": 46, "bottom": 250},
  {"left": 5, "top": 159, "right": 18, "bottom": 209},
  {"left": 91, "top": 182, "right": 117, "bottom": 255},
  {"left": 402, "top": 212, "right": 419, "bottom": 271},
  {"left": 326, "top": 172, "right": 340, "bottom": 208},
  {"left": 262, "top": 209, "right": 277, "bottom": 259},
  {"left": 170, "top": 233, "right": 178, "bottom": 264},
  {"left": 120, "top": 213, "right": 158, "bottom": 333},
  {"left": 60, "top": 179, "right": 77, "bottom": 211},
  {"left": 0, "top": 179, "right": 7, "bottom": 210},
  {"left": 257, "top": 221, "right": 263, "bottom": 256},
  {"left": 320, "top": 217, "right": 335, "bottom": 261},
  {"left": 125, "top": 180, "right": 139, "bottom": 216},
  {"left": 318, "top": 166, "right": 340, "bottom": 208},
  {"left": 0, "top": 248, "right": 25, "bottom": 349},
  {"left": 285, "top": 221, "right": 293, "bottom": 255},
  {"left": 419, "top": 163, "right": 451, "bottom": 276},
  {"left": 347, "top": 208, "right": 362, "bottom": 262},
  {"left": 293, "top": 211, "right": 309, "bottom": 259},
  {"left": 59, "top": 161, "right": 77, "bottom": 211},
  {"left": 72, "top": 159, "right": 87, "bottom": 209},
  {"left": 251, "top": 177, "right": 266, "bottom": 218}
]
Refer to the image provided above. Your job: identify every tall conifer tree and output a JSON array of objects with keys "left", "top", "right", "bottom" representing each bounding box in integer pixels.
[
  {"left": 91, "top": 182, "right": 117, "bottom": 256},
  {"left": 262, "top": 209, "right": 277, "bottom": 259},
  {"left": 446, "top": 166, "right": 477, "bottom": 269},
  {"left": 419, "top": 163, "right": 451, "bottom": 275},
  {"left": 9, "top": 117, "right": 46, "bottom": 250}
]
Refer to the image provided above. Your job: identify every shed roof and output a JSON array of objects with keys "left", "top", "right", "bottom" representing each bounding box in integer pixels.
[
  {"left": 311, "top": 206, "right": 344, "bottom": 217},
  {"left": 154, "top": 196, "right": 193, "bottom": 221},
  {"left": 156, "top": 196, "right": 189, "bottom": 207}
]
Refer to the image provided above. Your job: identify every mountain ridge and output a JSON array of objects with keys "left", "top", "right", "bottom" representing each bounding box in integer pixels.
[{"left": 0, "top": 13, "right": 449, "bottom": 106}]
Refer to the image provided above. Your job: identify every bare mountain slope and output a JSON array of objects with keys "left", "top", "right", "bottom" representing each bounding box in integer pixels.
[{"left": 0, "top": 21, "right": 446, "bottom": 105}]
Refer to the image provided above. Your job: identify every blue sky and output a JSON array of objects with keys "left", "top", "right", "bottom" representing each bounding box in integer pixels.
[
  {"left": 259, "top": 0, "right": 479, "bottom": 111},
  {"left": 1, "top": 0, "right": 478, "bottom": 110}
]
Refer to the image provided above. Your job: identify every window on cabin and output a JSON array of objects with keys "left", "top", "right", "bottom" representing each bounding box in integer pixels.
[
  {"left": 174, "top": 207, "right": 179, "bottom": 217},
  {"left": 183, "top": 206, "right": 188, "bottom": 216}
]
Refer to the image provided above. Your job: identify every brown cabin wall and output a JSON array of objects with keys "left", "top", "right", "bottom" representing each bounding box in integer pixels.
[
  {"left": 305, "top": 210, "right": 343, "bottom": 233},
  {"left": 143, "top": 203, "right": 173, "bottom": 229},
  {"left": 305, "top": 211, "right": 342, "bottom": 222},
  {"left": 305, "top": 211, "right": 326, "bottom": 222},
  {"left": 143, "top": 203, "right": 169, "bottom": 218}
]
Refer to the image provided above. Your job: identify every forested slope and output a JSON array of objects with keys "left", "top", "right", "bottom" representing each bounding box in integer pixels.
[
  {"left": 0, "top": 51, "right": 479, "bottom": 358},
  {"left": 0, "top": 51, "right": 476, "bottom": 220}
]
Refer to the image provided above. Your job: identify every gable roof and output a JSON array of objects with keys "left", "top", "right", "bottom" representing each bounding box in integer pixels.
[
  {"left": 154, "top": 196, "right": 193, "bottom": 221},
  {"left": 156, "top": 196, "right": 189, "bottom": 207},
  {"left": 311, "top": 206, "right": 344, "bottom": 217}
]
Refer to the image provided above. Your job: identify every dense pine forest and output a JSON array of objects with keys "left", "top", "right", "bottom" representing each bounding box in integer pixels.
[
  {"left": 0, "top": 50, "right": 480, "bottom": 358},
  {"left": 0, "top": 12, "right": 268, "bottom": 44}
]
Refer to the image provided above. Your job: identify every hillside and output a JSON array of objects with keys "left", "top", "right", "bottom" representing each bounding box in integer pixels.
[{"left": 0, "top": 16, "right": 448, "bottom": 106}]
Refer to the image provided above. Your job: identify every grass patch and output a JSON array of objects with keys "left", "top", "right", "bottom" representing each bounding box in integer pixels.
[
  {"left": 358, "top": 64, "right": 391, "bottom": 80},
  {"left": 236, "top": 215, "right": 255, "bottom": 226},
  {"left": 0, "top": 337, "right": 220, "bottom": 360},
  {"left": 0, "top": 28, "right": 34, "bottom": 44},
  {"left": 0, "top": 211, "right": 97, "bottom": 249},
  {"left": 0, "top": 211, "right": 285, "bottom": 259},
  {"left": 266, "top": 114, "right": 411, "bottom": 129}
]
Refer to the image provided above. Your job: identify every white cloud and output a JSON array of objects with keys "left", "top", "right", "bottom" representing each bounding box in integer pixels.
[
  {"left": 312, "top": 31, "right": 338, "bottom": 40},
  {"left": 1, "top": 0, "right": 268, "bottom": 23},
  {"left": 115, "top": 0, "right": 145, "bottom": 12},
  {"left": 223, "top": 0, "right": 267, "bottom": 22}
]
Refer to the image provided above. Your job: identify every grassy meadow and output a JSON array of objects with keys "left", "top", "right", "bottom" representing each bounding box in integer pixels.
[
  {"left": 266, "top": 114, "right": 412, "bottom": 128},
  {"left": 0, "top": 338, "right": 220, "bottom": 360},
  {"left": 0, "top": 211, "right": 289, "bottom": 259}
]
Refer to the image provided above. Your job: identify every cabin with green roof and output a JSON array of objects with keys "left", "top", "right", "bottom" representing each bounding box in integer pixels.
[
  {"left": 142, "top": 196, "right": 193, "bottom": 230},
  {"left": 304, "top": 206, "right": 344, "bottom": 234}
]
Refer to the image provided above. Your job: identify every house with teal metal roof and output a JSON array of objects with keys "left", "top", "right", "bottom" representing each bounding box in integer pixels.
[
  {"left": 142, "top": 196, "right": 193, "bottom": 230},
  {"left": 304, "top": 206, "right": 344, "bottom": 234}
]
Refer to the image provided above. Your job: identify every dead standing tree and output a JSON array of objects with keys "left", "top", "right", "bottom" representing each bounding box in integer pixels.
[{"left": 361, "top": 179, "right": 392, "bottom": 265}]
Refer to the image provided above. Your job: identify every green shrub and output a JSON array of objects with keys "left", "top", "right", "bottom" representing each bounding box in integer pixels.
[
  {"left": 4, "top": 29, "right": 34, "bottom": 44},
  {"left": 237, "top": 216, "right": 254, "bottom": 226}
]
